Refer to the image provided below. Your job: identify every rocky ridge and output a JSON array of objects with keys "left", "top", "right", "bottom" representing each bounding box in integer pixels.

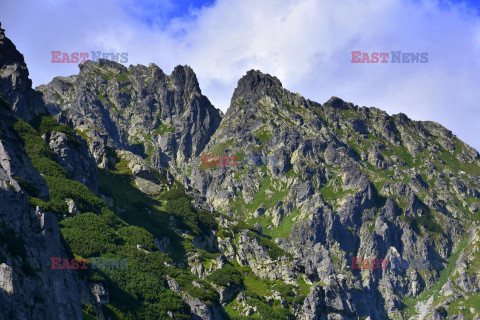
[
  {"left": 182, "top": 70, "right": 480, "bottom": 319},
  {"left": 37, "top": 59, "right": 222, "bottom": 171}
]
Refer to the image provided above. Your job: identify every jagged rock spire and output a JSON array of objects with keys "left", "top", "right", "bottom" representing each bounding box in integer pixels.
[
  {"left": 231, "top": 69, "right": 283, "bottom": 105},
  {"left": 0, "top": 22, "right": 46, "bottom": 121}
]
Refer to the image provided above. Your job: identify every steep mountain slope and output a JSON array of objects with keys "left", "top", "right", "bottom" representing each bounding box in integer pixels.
[
  {"left": 0, "top": 20, "right": 479, "bottom": 320},
  {"left": 186, "top": 70, "right": 480, "bottom": 319},
  {"left": 37, "top": 59, "right": 480, "bottom": 320},
  {"left": 0, "top": 24, "right": 82, "bottom": 320},
  {"left": 0, "top": 24, "right": 226, "bottom": 320}
]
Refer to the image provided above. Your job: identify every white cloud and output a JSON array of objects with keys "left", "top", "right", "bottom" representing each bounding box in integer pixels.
[{"left": 2, "top": 0, "right": 480, "bottom": 149}]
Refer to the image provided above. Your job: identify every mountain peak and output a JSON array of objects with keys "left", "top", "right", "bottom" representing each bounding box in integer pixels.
[
  {"left": 0, "top": 22, "right": 29, "bottom": 81},
  {"left": 0, "top": 22, "right": 45, "bottom": 121},
  {"left": 231, "top": 69, "right": 283, "bottom": 105},
  {"left": 171, "top": 65, "right": 201, "bottom": 94},
  {"left": 244, "top": 69, "right": 282, "bottom": 85},
  {"left": 79, "top": 58, "right": 128, "bottom": 74},
  {"left": 0, "top": 22, "right": 5, "bottom": 40},
  {"left": 323, "top": 96, "right": 352, "bottom": 110}
]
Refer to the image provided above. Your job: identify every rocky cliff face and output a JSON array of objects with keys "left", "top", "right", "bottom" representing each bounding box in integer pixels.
[
  {"left": 0, "top": 23, "right": 45, "bottom": 121},
  {"left": 46, "top": 126, "right": 99, "bottom": 192},
  {"left": 0, "top": 77, "right": 82, "bottom": 320},
  {"left": 37, "top": 59, "right": 222, "bottom": 171},
  {"left": 1, "top": 21, "right": 479, "bottom": 320},
  {"left": 183, "top": 70, "right": 480, "bottom": 319},
  {"left": 0, "top": 23, "right": 102, "bottom": 320}
]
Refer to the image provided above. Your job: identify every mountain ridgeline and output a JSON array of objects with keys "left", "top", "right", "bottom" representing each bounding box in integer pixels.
[{"left": 0, "top": 22, "right": 479, "bottom": 320}]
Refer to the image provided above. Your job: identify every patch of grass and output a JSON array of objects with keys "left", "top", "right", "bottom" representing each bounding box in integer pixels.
[
  {"left": 243, "top": 273, "right": 272, "bottom": 297},
  {"left": 263, "top": 209, "right": 301, "bottom": 239},
  {"left": 31, "top": 115, "right": 80, "bottom": 146},
  {"left": 340, "top": 109, "right": 358, "bottom": 119},
  {"left": 403, "top": 235, "right": 469, "bottom": 317},
  {"left": 254, "top": 129, "right": 273, "bottom": 144},
  {"left": 448, "top": 292, "right": 480, "bottom": 318},
  {"left": 153, "top": 123, "right": 175, "bottom": 135},
  {"left": 439, "top": 146, "right": 480, "bottom": 176},
  {"left": 243, "top": 293, "right": 294, "bottom": 320},
  {"left": 116, "top": 73, "right": 129, "bottom": 83},
  {"left": 319, "top": 182, "right": 357, "bottom": 203},
  {"left": 96, "top": 93, "right": 105, "bottom": 101},
  {"left": 75, "top": 128, "right": 92, "bottom": 143},
  {"left": 204, "top": 138, "right": 237, "bottom": 157},
  {"left": 258, "top": 236, "right": 292, "bottom": 260},
  {"left": 282, "top": 103, "right": 293, "bottom": 113},
  {"left": 52, "top": 91, "right": 64, "bottom": 105},
  {"left": 113, "top": 157, "right": 133, "bottom": 176},
  {"left": 296, "top": 276, "right": 312, "bottom": 296},
  {"left": 106, "top": 97, "right": 122, "bottom": 115},
  {"left": 245, "top": 176, "right": 288, "bottom": 213},
  {"left": 387, "top": 144, "right": 414, "bottom": 167}
]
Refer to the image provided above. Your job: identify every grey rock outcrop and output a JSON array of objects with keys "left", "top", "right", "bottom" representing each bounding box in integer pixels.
[
  {"left": 166, "top": 276, "right": 223, "bottom": 320},
  {"left": 48, "top": 130, "right": 98, "bottom": 192},
  {"left": 0, "top": 25, "right": 83, "bottom": 320},
  {"left": 0, "top": 22, "right": 46, "bottom": 121},
  {"left": 302, "top": 282, "right": 357, "bottom": 320}
]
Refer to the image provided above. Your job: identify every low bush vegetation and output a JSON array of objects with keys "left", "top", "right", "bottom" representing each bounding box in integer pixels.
[
  {"left": 31, "top": 115, "right": 79, "bottom": 145},
  {"left": 14, "top": 119, "right": 103, "bottom": 216},
  {"left": 207, "top": 263, "right": 244, "bottom": 288},
  {"left": 60, "top": 212, "right": 122, "bottom": 257},
  {"left": 161, "top": 186, "right": 218, "bottom": 235},
  {"left": 117, "top": 226, "right": 155, "bottom": 251},
  {"left": 13, "top": 119, "right": 67, "bottom": 178}
]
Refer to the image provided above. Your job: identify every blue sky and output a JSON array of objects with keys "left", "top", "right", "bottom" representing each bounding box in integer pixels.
[
  {"left": 445, "top": 0, "right": 480, "bottom": 11},
  {"left": 121, "top": 0, "right": 216, "bottom": 28},
  {"left": 2, "top": 0, "right": 480, "bottom": 151}
]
